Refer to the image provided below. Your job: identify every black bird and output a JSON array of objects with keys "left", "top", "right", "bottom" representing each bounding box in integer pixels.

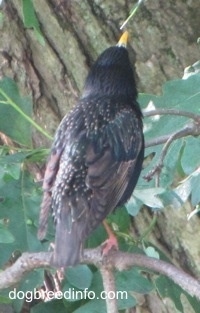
[{"left": 38, "top": 32, "right": 144, "bottom": 267}]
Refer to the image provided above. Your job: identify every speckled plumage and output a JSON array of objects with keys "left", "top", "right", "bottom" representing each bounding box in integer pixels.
[{"left": 38, "top": 37, "right": 144, "bottom": 267}]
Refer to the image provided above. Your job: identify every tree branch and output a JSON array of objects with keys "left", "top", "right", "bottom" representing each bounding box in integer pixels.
[
  {"left": 0, "top": 252, "right": 51, "bottom": 289},
  {"left": 1, "top": 248, "right": 200, "bottom": 300},
  {"left": 143, "top": 108, "right": 200, "bottom": 182},
  {"left": 143, "top": 108, "right": 200, "bottom": 122},
  {"left": 100, "top": 265, "right": 118, "bottom": 313},
  {"left": 144, "top": 123, "right": 198, "bottom": 181},
  {"left": 145, "top": 112, "right": 200, "bottom": 149},
  {"left": 145, "top": 124, "right": 198, "bottom": 148}
]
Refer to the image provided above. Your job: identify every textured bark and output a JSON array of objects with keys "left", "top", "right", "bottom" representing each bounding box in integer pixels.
[
  {"left": 0, "top": 0, "right": 200, "bottom": 312},
  {"left": 1, "top": 0, "right": 199, "bottom": 146}
]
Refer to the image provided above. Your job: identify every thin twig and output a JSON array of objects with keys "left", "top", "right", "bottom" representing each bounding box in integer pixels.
[
  {"left": 144, "top": 123, "right": 197, "bottom": 181},
  {"left": 1, "top": 248, "right": 200, "bottom": 300},
  {"left": 144, "top": 109, "right": 200, "bottom": 149},
  {"left": 145, "top": 132, "right": 184, "bottom": 148},
  {"left": 120, "top": 0, "right": 144, "bottom": 30},
  {"left": 100, "top": 266, "right": 118, "bottom": 313},
  {"left": 143, "top": 108, "right": 200, "bottom": 122}
]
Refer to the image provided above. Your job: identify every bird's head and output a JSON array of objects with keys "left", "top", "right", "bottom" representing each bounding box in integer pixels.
[{"left": 82, "top": 31, "right": 137, "bottom": 100}]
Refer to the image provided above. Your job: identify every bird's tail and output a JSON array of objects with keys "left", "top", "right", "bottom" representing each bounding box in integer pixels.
[{"left": 51, "top": 214, "right": 84, "bottom": 268}]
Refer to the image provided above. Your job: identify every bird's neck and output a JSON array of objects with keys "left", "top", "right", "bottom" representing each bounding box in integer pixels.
[{"left": 82, "top": 65, "right": 138, "bottom": 100}]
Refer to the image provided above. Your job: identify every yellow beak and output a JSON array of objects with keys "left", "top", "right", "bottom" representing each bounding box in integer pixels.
[{"left": 117, "top": 31, "right": 129, "bottom": 48}]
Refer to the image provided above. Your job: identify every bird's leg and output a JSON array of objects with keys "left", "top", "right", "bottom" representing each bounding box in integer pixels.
[
  {"left": 101, "top": 220, "right": 118, "bottom": 255},
  {"left": 49, "top": 242, "right": 65, "bottom": 284}
]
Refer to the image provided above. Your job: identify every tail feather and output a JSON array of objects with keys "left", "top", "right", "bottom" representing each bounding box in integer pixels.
[{"left": 51, "top": 217, "right": 84, "bottom": 268}]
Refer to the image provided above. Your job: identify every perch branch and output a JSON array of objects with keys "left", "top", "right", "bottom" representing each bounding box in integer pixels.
[
  {"left": 0, "top": 252, "right": 51, "bottom": 289},
  {"left": 1, "top": 248, "right": 200, "bottom": 300}
]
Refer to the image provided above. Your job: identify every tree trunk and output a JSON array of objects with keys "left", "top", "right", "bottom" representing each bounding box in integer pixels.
[{"left": 1, "top": 1, "right": 200, "bottom": 312}]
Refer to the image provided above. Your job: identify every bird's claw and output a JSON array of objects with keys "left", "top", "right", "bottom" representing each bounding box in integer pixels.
[{"left": 101, "top": 235, "right": 119, "bottom": 256}]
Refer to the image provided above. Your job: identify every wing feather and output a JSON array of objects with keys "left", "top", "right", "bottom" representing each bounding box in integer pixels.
[{"left": 85, "top": 108, "right": 144, "bottom": 235}]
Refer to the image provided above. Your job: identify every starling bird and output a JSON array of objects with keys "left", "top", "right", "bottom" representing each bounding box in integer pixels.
[{"left": 38, "top": 31, "right": 144, "bottom": 267}]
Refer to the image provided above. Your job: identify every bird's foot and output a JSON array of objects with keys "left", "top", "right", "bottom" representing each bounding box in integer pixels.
[
  {"left": 101, "top": 233, "right": 118, "bottom": 256},
  {"left": 101, "top": 220, "right": 118, "bottom": 255},
  {"left": 49, "top": 242, "right": 55, "bottom": 251},
  {"left": 55, "top": 267, "right": 65, "bottom": 284}
]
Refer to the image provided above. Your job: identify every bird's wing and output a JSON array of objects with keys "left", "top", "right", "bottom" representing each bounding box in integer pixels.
[
  {"left": 38, "top": 104, "right": 86, "bottom": 240},
  {"left": 85, "top": 108, "right": 144, "bottom": 235},
  {"left": 37, "top": 115, "right": 73, "bottom": 240},
  {"left": 38, "top": 150, "right": 62, "bottom": 240}
]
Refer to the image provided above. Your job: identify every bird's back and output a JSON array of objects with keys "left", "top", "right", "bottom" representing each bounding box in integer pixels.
[
  {"left": 38, "top": 94, "right": 143, "bottom": 267},
  {"left": 38, "top": 34, "right": 144, "bottom": 267}
]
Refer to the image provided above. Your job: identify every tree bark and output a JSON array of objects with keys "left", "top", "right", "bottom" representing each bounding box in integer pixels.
[{"left": 0, "top": 1, "right": 200, "bottom": 312}]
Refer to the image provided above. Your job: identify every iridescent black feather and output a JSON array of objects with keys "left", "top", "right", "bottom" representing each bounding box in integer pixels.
[{"left": 38, "top": 43, "right": 144, "bottom": 267}]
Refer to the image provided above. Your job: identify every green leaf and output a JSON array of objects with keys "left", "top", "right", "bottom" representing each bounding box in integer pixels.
[
  {"left": 108, "top": 206, "right": 131, "bottom": 233},
  {"left": 72, "top": 270, "right": 137, "bottom": 313},
  {"left": 0, "top": 224, "right": 15, "bottom": 243},
  {"left": 31, "top": 300, "right": 68, "bottom": 313},
  {"left": 73, "top": 298, "right": 107, "bottom": 313},
  {"left": 116, "top": 268, "right": 153, "bottom": 294},
  {"left": 0, "top": 78, "right": 52, "bottom": 142},
  {"left": 134, "top": 188, "right": 165, "bottom": 210},
  {"left": 11, "top": 270, "right": 44, "bottom": 312},
  {"left": 0, "top": 78, "right": 32, "bottom": 146},
  {"left": 22, "top": 0, "right": 45, "bottom": 45},
  {"left": 125, "top": 194, "right": 143, "bottom": 216},
  {"left": 180, "top": 137, "right": 200, "bottom": 175},
  {"left": 67, "top": 268, "right": 152, "bottom": 312},
  {"left": 156, "top": 276, "right": 184, "bottom": 312},
  {"left": 191, "top": 174, "right": 200, "bottom": 206},
  {"left": 66, "top": 265, "right": 93, "bottom": 290},
  {"left": 138, "top": 73, "right": 200, "bottom": 191},
  {"left": 2, "top": 163, "right": 21, "bottom": 180},
  {"left": 25, "top": 148, "right": 50, "bottom": 163},
  {"left": 144, "top": 246, "right": 160, "bottom": 259},
  {"left": 0, "top": 297, "right": 11, "bottom": 305},
  {"left": 155, "top": 275, "right": 200, "bottom": 313},
  {"left": 87, "top": 208, "right": 131, "bottom": 250},
  {"left": 0, "top": 291, "right": 12, "bottom": 304},
  {"left": 0, "top": 170, "right": 43, "bottom": 266},
  {"left": 63, "top": 271, "right": 106, "bottom": 312},
  {"left": 86, "top": 224, "right": 107, "bottom": 249},
  {"left": 158, "top": 189, "right": 183, "bottom": 209},
  {"left": 174, "top": 168, "right": 200, "bottom": 206},
  {"left": 74, "top": 296, "right": 136, "bottom": 313}
]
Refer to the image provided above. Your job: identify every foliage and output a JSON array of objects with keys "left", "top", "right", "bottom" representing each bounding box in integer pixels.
[
  {"left": 0, "top": 1, "right": 199, "bottom": 312},
  {"left": 1, "top": 3, "right": 200, "bottom": 307},
  {"left": 0, "top": 66, "right": 200, "bottom": 312},
  {"left": 0, "top": 78, "right": 52, "bottom": 142},
  {"left": 0, "top": 78, "right": 32, "bottom": 146},
  {"left": 155, "top": 275, "right": 200, "bottom": 313},
  {"left": 127, "top": 73, "right": 200, "bottom": 214},
  {"left": 22, "top": 0, "right": 45, "bottom": 45}
]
